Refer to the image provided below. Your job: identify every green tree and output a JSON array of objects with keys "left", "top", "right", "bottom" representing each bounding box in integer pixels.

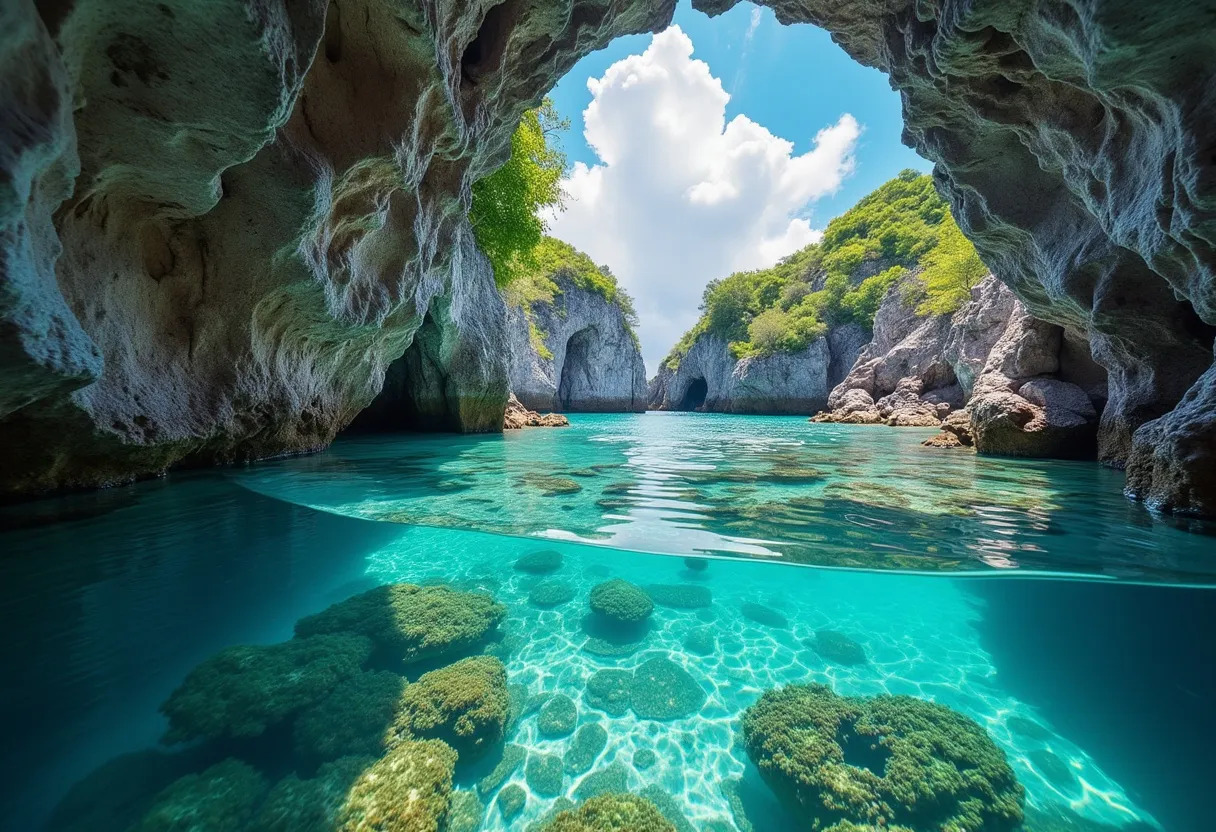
[{"left": 470, "top": 99, "right": 568, "bottom": 287}]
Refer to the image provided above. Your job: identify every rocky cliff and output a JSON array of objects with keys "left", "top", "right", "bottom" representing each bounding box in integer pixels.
[
  {"left": 3, "top": 0, "right": 1215, "bottom": 515},
  {"left": 816, "top": 275, "right": 1109, "bottom": 458},
  {"left": 648, "top": 325, "right": 867, "bottom": 414},
  {"left": 506, "top": 273, "right": 646, "bottom": 413}
]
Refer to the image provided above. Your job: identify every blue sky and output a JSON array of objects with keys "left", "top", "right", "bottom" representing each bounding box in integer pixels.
[{"left": 542, "top": 1, "right": 930, "bottom": 370}]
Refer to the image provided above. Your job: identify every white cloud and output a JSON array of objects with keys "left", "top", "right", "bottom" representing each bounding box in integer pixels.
[
  {"left": 545, "top": 25, "right": 860, "bottom": 373},
  {"left": 744, "top": 6, "right": 762, "bottom": 43}
]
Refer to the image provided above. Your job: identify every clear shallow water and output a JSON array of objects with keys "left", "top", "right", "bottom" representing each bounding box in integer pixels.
[
  {"left": 239, "top": 413, "right": 1216, "bottom": 584},
  {"left": 0, "top": 413, "right": 1212, "bottom": 832}
]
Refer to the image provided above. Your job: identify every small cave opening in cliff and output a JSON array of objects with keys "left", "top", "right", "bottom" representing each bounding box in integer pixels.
[
  {"left": 558, "top": 327, "right": 594, "bottom": 411},
  {"left": 680, "top": 377, "right": 708, "bottom": 411}
]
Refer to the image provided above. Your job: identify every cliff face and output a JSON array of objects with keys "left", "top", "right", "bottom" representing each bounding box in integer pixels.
[
  {"left": 648, "top": 326, "right": 866, "bottom": 415},
  {"left": 506, "top": 274, "right": 646, "bottom": 413},
  {"left": 3, "top": 0, "right": 1215, "bottom": 515}
]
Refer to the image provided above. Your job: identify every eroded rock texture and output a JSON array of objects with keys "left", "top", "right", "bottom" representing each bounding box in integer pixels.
[
  {"left": 0, "top": 0, "right": 674, "bottom": 496},
  {"left": 694, "top": 0, "right": 1216, "bottom": 514}
]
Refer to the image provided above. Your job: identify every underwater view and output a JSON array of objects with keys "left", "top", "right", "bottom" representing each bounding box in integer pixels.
[{"left": 4, "top": 414, "right": 1213, "bottom": 832}]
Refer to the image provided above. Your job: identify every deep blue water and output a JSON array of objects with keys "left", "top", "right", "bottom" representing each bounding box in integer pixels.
[{"left": 1, "top": 413, "right": 1213, "bottom": 832}]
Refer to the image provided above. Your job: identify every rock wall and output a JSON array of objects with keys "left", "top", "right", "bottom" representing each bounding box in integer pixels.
[
  {"left": 648, "top": 328, "right": 864, "bottom": 415},
  {"left": 3, "top": 0, "right": 1215, "bottom": 515},
  {"left": 817, "top": 275, "right": 1109, "bottom": 458},
  {"left": 506, "top": 275, "right": 647, "bottom": 413},
  {"left": 692, "top": 0, "right": 1216, "bottom": 514}
]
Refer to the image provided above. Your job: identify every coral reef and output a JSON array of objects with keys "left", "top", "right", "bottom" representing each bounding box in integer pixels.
[
  {"left": 809, "top": 630, "right": 868, "bottom": 666},
  {"left": 445, "top": 791, "right": 486, "bottom": 832},
  {"left": 390, "top": 656, "right": 509, "bottom": 759},
  {"left": 335, "top": 739, "right": 457, "bottom": 832},
  {"left": 682, "top": 627, "right": 716, "bottom": 656},
  {"left": 497, "top": 784, "right": 526, "bottom": 822},
  {"left": 515, "top": 549, "right": 564, "bottom": 574},
  {"left": 129, "top": 759, "right": 267, "bottom": 832},
  {"left": 584, "top": 669, "right": 633, "bottom": 717},
  {"left": 538, "top": 793, "right": 676, "bottom": 832},
  {"left": 293, "top": 670, "right": 406, "bottom": 761},
  {"left": 251, "top": 756, "right": 372, "bottom": 832},
  {"left": 740, "top": 603, "right": 789, "bottom": 629},
  {"left": 538, "top": 693, "right": 578, "bottom": 738},
  {"left": 529, "top": 579, "right": 577, "bottom": 608},
  {"left": 683, "top": 558, "right": 709, "bottom": 572},
  {"left": 526, "top": 752, "right": 566, "bottom": 797},
  {"left": 161, "top": 634, "right": 372, "bottom": 742},
  {"left": 632, "top": 748, "right": 657, "bottom": 771},
  {"left": 293, "top": 583, "right": 505, "bottom": 665},
  {"left": 629, "top": 656, "right": 707, "bottom": 720},
  {"left": 573, "top": 762, "right": 630, "bottom": 801},
  {"left": 565, "top": 723, "right": 608, "bottom": 775},
  {"left": 644, "top": 584, "right": 712, "bottom": 609},
  {"left": 741, "top": 684, "right": 1024, "bottom": 831},
  {"left": 589, "top": 579, "right": 653, "bottom": 624},
  {"left": 477, "top": 743, "right": 525, "bottom": 797}
]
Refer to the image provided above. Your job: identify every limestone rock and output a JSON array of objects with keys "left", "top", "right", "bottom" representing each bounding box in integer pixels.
[
  {"left": 507, "top": 273, "right": 646, "bottom": 412},
  {"left": 503, "top": 393, "right": 569, "bottom": 429}
]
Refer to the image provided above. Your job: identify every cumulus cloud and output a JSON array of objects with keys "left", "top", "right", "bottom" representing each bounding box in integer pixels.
[{"left": 545, "top": 25, "right": 861, "bottom": 372}]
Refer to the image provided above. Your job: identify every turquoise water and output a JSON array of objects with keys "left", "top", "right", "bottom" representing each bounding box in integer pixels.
[{"left": 2, "top": 413, "right": 1213, "bottom": 832}]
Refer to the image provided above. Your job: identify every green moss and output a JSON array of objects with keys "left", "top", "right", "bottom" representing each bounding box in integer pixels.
[
  {"left": 497, "top": 784, "right": 526, "bottom": 821},
  {"left": 538, "top": 693, "right": 578, "bottom": 738},
  {"left": 526, "top": 752, "right": 566, "bottom": 797},
  {"left": 336, "top": 739, "right": 457, "bottom": 832},
  {"left": 740, "top": 603, "right": 788, "bottom": 630},
  {"left": 808, "top": 630, "right": 868, "bottom": 666},
  {"left": 584, "top": 669, "right": 632, "bottom": 716},
  {"left": 741, "top": 684, "right": 1024, "bottom": 831},
  {"left": 391, "top": 656, "right": 510, "bottom": 760},
  {"left": 515, "top": 549, "right": 564, "bottom": 574},
  {"left": 293, "top": 670, "right": 406, "bottom": 761},
  {"left": 530, "top": 579, "right": 577, "bottom": 607},
  {"left": 589, "top": 579, "right": 653, "bottom": 624},
  {"left": 161, "top": 634, "right": 372, "bottom": 743},
  {"left": 644, "top": 584, "right": 712, "bottom": 609},
  {"left": 629, "top": 656, "right": 706, "bottom": 720},
  {"left": 477, "top": 743, "right": 525, "bottom": 797},
  {"left": 565, "top": 723, "right": 608, "bottom": 775},
  {"left": 293, "top": 583, "right": 506, "bottom": 665},
  {"left": 129, "top": 759, "right": 267, "bottom": 832},
  {"left": 539, "top": 793, "right": 675, "bottom": 832},
  {"left": 251, "top": 756, "right": 373, "bottom": 832}
]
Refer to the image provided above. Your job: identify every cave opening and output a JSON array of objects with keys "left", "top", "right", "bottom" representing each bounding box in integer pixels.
[
  {"left": 680, "top": 377, "right": 708, "bottom": 411},
  {"left": 558, "top": 327, "right": 594, "bottom": 411}
]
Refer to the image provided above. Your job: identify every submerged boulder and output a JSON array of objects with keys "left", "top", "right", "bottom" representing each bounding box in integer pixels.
[
  {"left": 390, "top": 656, "right": 510, "bottom": 760},
  {"left": 538, "top": 693, "right": 578, "bottom": 738},
  {"left": 293, "top": 670, "right": 406, "bottom": 761},
  {"left": 538, "top": 793, "right": 675, "bottom": 832},
  {"left": 565, "top": 723, "right": 608, "bottom": 775},
  {"left": 129, "top": 760, "right": 268, "bottom": 832},
  {"left": 252, "top": 756, "right": 373, "bottom": 832},
  {"left": 742, "top": 684, "right": 1023, "bottom": 831},
  {"left": 630, "top": 656, "right": 707, "bottom": 720},
  {"left": 335, "top": 739, "right": 457, "bottom": 832},
  {"left": 589, "top": 579, "right": 653, "bottom": 624},
  {"left": 584, "top": 669, "right": 633, "bottom": 717},
  {"left": 526, "top": 752, "right": 566, "bottom": 797},
  {"left": 161, "top": 634, "right": 372, "bottom": 743},
  {"left": 515, "top": 549, "right": 564, "bottom": 574},
  {"left": 808, "top": 630, "right": 868, "bottom": 666},
  {"left": 530, "top": 579, "right": 576, "bottom": 607},
  {"left": 294, "top": 583, "right": 505, "bottom": 665}
]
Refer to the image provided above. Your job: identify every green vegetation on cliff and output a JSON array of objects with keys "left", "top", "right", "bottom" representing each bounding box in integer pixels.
[{"left": 661, "top": 171, "right": 987, "bottom": 369}]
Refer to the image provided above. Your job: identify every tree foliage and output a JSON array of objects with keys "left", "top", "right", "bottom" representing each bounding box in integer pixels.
[
  {"left": 660, "top": 170, "right": 988, "bottom": 368},
  {"left": 470, "top": 99, "right": 568, "bottom": 288}
]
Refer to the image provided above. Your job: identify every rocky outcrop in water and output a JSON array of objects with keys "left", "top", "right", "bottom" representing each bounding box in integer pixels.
[
  {"left": 648, "top": 326, "right": 865, "bottom": 415},
  {"left": 506, "top": 274, "right": 646, "bottom": 413},
  {"left": 3, "top": 0, "right": 1215, "bottom": 515},
  {"left": 816, "top": 275, "right": 1108, "bottom": 458},
  {"left": 503, "top": 394, "right": 568, "bottom": 429}
]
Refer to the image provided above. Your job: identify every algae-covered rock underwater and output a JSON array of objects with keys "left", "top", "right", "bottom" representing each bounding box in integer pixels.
[{"left": 3, "top": 0, "right": 1215, "bottom": 831}]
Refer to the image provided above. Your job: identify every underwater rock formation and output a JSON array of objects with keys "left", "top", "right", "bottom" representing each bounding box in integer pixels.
[
  {"left": 588, "top": 578, "right": 653, "bottom": 625},
  {"left": 507, "top": 272, "right": 647, "bottom": 413},
  {"left": 335, "top": 739, "right": 457, "bottom": 832},
  {"left": 293, "top": 670, "right": 406, "bottom": 761},
  {"left": 129, "top": 759, "right": 268, "bottom": 832},
  {"left": 742, "top": 684, "right": 1024, "bottom": 831},
  {"left": 538, "top": 793, "right": 676, "bottom": 832},
  {"left": 252, "top": 755, "right": 373, "bottom": 832},
  {"left": 389, "top": 655, "right": 510, "bottom": 759},
  {"left": 293, "top": 583, "right": 505, "bottom": 665}
]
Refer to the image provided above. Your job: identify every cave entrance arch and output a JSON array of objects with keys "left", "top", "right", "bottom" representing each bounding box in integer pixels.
[
  {"left": 558, "top": 326, "right": 595, "bottom": 411},
  {"left": 680, "top": 377, "right": 708, "bottom": 411}
]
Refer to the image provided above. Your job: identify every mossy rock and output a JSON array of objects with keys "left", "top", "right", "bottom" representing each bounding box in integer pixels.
[
  {"left": 808, "top": 630, "right": 867, "bottom": 666},
  {"left": 530, "top": 579, "right": 577, "bottom": 607},
  {"left": 161, "top": 634, "right": 372, "bottom": 743},
  {"left": 445, "top": 790, "right": 485, "bottom": 832},
  {"left": 538, "top": 793, "right": 675, "bottom": 832},
  {"left": 740, "top": 602, "right": 789, "bottom": 629},
  {"left": 683, "top": 557, "right": 708, "bottom": 572},
  {"left": 589, "top": 579, "right": 653, "bottom": 624},
  {"left": 390, "top": 656, "right": 509, "bottom": 760},
  {"left": 526, "top": 752, "right": 566, "bottom": 797},
  {"left": 477, "top": 743, "right": 525, "bottom": 797},
  {"left": 645, "top": 584, "right": 712, "bottom": 609},
  {"left": 128, "top": 759, "right": 268, "bottom": 832},
  {"left": 516, "top": 549, "right": 564, "bottom": 574},
  {"left": 585, "top": 669, "right": 632, "bottom": 716},
  {"left": 565, "top": 723, "right": 608, "bottom": 775},
  {"left": 742, "top": 683, "right": 1024, "bottom": 831},
  {"left": 497, "top": 784, "right": 526, "bottom": 821},
  {"left": 252, "top": 756, "right": 373, "bottom": 832},
  {"left": 573, "top": 762, "right": 630, "bottom": 801},
  {"left": 681, "top": 627, "right": 716, "bottom": 656},
  {"left": 630, "top": 656, "right": 707, "bottom": 720},
  {"left": 538, "top": 693, "right": 578, "bottom": 738},
  {"left": 294, "top": 583, "right": 506, "bottom": 665},
  {"left": 336, "top": 739, "right": 457, "bottom": 832},
  {"left": 631, "top": 748, "right": 656, "bottom": 772},
  {"left": 293, "top": 670, "right": 406, "bottom": 761}
]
